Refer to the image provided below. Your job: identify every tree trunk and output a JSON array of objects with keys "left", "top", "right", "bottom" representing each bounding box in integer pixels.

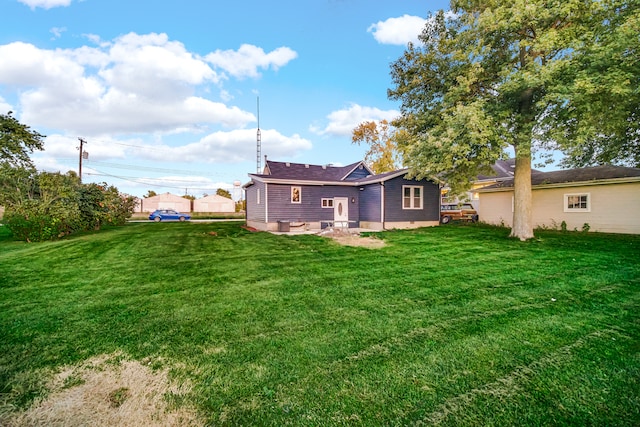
[{"left": 510, "top": 151, "right": 534, "bottom": 240}]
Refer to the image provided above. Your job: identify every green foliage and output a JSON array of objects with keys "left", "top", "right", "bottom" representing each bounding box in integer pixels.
[
  {"left": 542, "top": 0, "right": 640, "bottom": 167},
  {"left": 3, "top": 206, "right": 64, "bottom": 242},
  {"left": 0, "top": 112, "right": 135, "bottom": 241},
  {"left": 216, "top": 188, "right": 232, "bottom": 199},
  {"left": 0, "top": 164, "right": 37, "bottom": 207},
  {"left": 388, "top": 0, "right": 639, "bottom": 239},
  {"left": 351, "top": 120, "right": 402, "bottom": 173},
  {"left": 2, "top": 171, "right": 135, "bottom": 241},
  {"left": 0, "top": 112, "right": 45, "bottom": 170}
]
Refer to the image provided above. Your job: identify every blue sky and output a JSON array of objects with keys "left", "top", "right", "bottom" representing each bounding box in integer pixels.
[{"left": 1, "top": 0, "right": 451, "bottom": 198}]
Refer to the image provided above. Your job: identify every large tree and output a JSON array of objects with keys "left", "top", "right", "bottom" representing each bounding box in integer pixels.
[
  {"left": 0, "top": 112, "right": 45, "bottom": 208},
  {"left": 0, "top": 112, "right": 44, "bottom": 170},
  {"left": 543, "top": 0, "right": 640, "bottom": 168},
  {"left": 388, "top": 0, "right": 639, "bottom": 240}
]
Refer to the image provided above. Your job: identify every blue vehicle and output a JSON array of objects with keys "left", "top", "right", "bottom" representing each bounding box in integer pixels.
[{"left": 148, "top": 209, "right": 191, "bottom": 222}]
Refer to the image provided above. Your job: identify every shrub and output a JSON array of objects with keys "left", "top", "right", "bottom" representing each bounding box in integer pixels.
[
  {"left": 2, "top": 172, "right": 135, "bottom": 242},
  {"left": 4, "top": 210, "right": 62, "bottom": 242}
]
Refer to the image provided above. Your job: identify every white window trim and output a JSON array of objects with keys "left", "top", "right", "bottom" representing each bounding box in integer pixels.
[
  {"left": 564, "top": 192, "right": 591, "bottom": 212},
  {"left": 291, "top": 186, "right": 302, "bottom": 204},
  {"left": 402, "top": 185, "right": 423, "bottom": 210},
  {"left": 321, "top": 198, "right": 334, "bottom": 208}
]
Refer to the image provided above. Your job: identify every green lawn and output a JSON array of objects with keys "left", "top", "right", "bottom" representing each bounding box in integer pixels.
[{"left": 1, "top": 222, "right": 639, "bottom": 425}]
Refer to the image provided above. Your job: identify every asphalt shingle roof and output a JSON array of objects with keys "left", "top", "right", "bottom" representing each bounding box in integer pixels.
[
  {"left": 480, "top": 165, "right": 640, "bottom": 189},
  {"left": 258, "top": 160, "right": 371, "bottom": 182}
]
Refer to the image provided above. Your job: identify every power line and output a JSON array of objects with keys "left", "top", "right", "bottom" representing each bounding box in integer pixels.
[
  {"left": 47, "top": 157, "right": 230, "bottom": 177},
  {"left": 84, "top": 159, "right": 225, "bottom": 176},
  {"left": 85, "top": 171, "right": 234, "bottom": 191}
]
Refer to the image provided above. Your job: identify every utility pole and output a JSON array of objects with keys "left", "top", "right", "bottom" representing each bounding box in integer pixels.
[{"left": 77, "top": 137, "right": 87, "bottom": 182}]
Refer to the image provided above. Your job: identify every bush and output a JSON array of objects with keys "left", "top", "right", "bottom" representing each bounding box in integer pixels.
[
  {"left": 3, "top": 211, "right": 63, "bottom": 242},
  {"left": 2, "top": 172, "right": 135, "bottom": 242}
]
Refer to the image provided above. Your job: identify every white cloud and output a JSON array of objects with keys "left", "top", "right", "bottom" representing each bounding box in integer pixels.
[
  {"left": 102, "top": 33, "right": 220, "bottom": 94},
  {"left": 134, "top": 128, "right": 312, "bottom": 164},
  {"left": 0, "top": 31, "right": 305, "bottom": 189},
  {"left": 0, "top": 35, "right": 256, "bottom": 135},
  {"left": 40, "top": 128, "right": 312, "bottom": 167},
  {"left": 50, "top": 27, "right": 67, "bottom": 39},
  {"left": 38, "top": 134, "right": 128, "bottom": 161},
  {"left": 18, "top": 0, "right": 71, "bottom": 10},
  {"left": 205, "top": 44, "right": 298, "bottom": 79},
  {"left": 368, "top": 14, "right": 427, "bottom": 45},
  {"left": 311, "top": 104, "right": 399, "bottom": 136},
  {"left": 368, "top": 12, "right": 456, "bottom": 45}
]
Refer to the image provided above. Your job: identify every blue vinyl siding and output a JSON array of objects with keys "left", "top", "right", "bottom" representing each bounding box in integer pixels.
[
  {"left": 245, "top": 181, "right": 266, "bottom": 222},
  {"left": 384, "top": 176, "right": 440, "bottom": 222},
  {"left": 344, "top": 164, "right": 371, "bottom": 181},
  {"left": 267, "top": 184, "right": 360, "bottom": 224},
  {"left": 359, "top": 184, "right": 382, "bottom": 222}
]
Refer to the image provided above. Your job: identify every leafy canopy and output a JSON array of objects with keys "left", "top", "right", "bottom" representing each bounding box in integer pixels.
[
  {"left": 351, "top": 120, "right": 403, "bottom": 174},
  {"left": 542, "top": 0, "right": 640, "bottom": 167},
  {"left": 0, "top": 112, "right": 45, "bottom": 170},
  {"left": 216, "top": 188, "right": 232, "bottom": 199},
  {"left": 0, "top": 114, "right": 136, "bottom": 241},
  {"left": 388, "top": 0, "right": 638, "bottom": 239}
]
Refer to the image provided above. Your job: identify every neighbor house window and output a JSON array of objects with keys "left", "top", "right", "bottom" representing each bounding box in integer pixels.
[
  {"left": 564, "top": 193, "right": 590, "bottom": 212},
  {"left": 403, "top": 185, "right": 423, "bottom": 209},
  {"left": 291, "top": 186, "right": 301, "bottom": 204},
  {"left": 257, "top": 189, "right": 261, "bottom": 205},
  {"left": 321, "top": 198, "right": 334, "bottom": 208}
]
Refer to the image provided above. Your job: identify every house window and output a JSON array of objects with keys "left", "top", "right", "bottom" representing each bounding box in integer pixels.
[
  {"left": 257, "top": 189, "right": 261, "bottom": 205},
  {"left": 403, "top": 185, "right": 423, "bottom": 209},
  {"left": 321, "top": 198, "right": 334, "bottom": 208},
  {"left": 564, "top": 193, "right": 590, "bottom": 212},
  {"left": 291, "top": 186, "right": 301, "bottom": 204}
]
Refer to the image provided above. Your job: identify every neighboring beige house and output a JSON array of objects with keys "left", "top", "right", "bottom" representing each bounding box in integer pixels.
[
  {"left": 477, "top": 165, "right": 640, "bottom": 234},
  {"left": 193, "top": 194, "right": 235, "bottom": 213},
  {"left": 442, "top": 159, "right": 543, "bottom": 209},
  {"left": 141, "top": 192, "right": 191, "bottom": 213}
]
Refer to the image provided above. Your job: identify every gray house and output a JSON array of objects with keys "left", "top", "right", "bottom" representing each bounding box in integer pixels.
[{"left": 243, "top": 160, "right": 440, "bottom": 231}]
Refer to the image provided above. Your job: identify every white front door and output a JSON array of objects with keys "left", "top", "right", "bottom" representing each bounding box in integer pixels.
[{"left": 333, "top": 197, "right": 349, "bottom": 228}]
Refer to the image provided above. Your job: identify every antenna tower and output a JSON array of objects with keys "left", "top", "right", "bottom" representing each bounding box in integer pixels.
[{"left": 256, "top": 96, "right": 261, "bottom": 173}]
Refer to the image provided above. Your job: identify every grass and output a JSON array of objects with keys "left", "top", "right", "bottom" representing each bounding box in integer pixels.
[{"left": 0, "top": 222, "right": 639, "bottom": 425}]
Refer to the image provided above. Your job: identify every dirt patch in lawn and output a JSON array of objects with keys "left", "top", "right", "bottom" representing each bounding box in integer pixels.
[
  {"left": 319, "top": 229, "right": 386, "bottom": 249},
  {"left": 3, "top": 353, "right": 202, "bottom": 427}
]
